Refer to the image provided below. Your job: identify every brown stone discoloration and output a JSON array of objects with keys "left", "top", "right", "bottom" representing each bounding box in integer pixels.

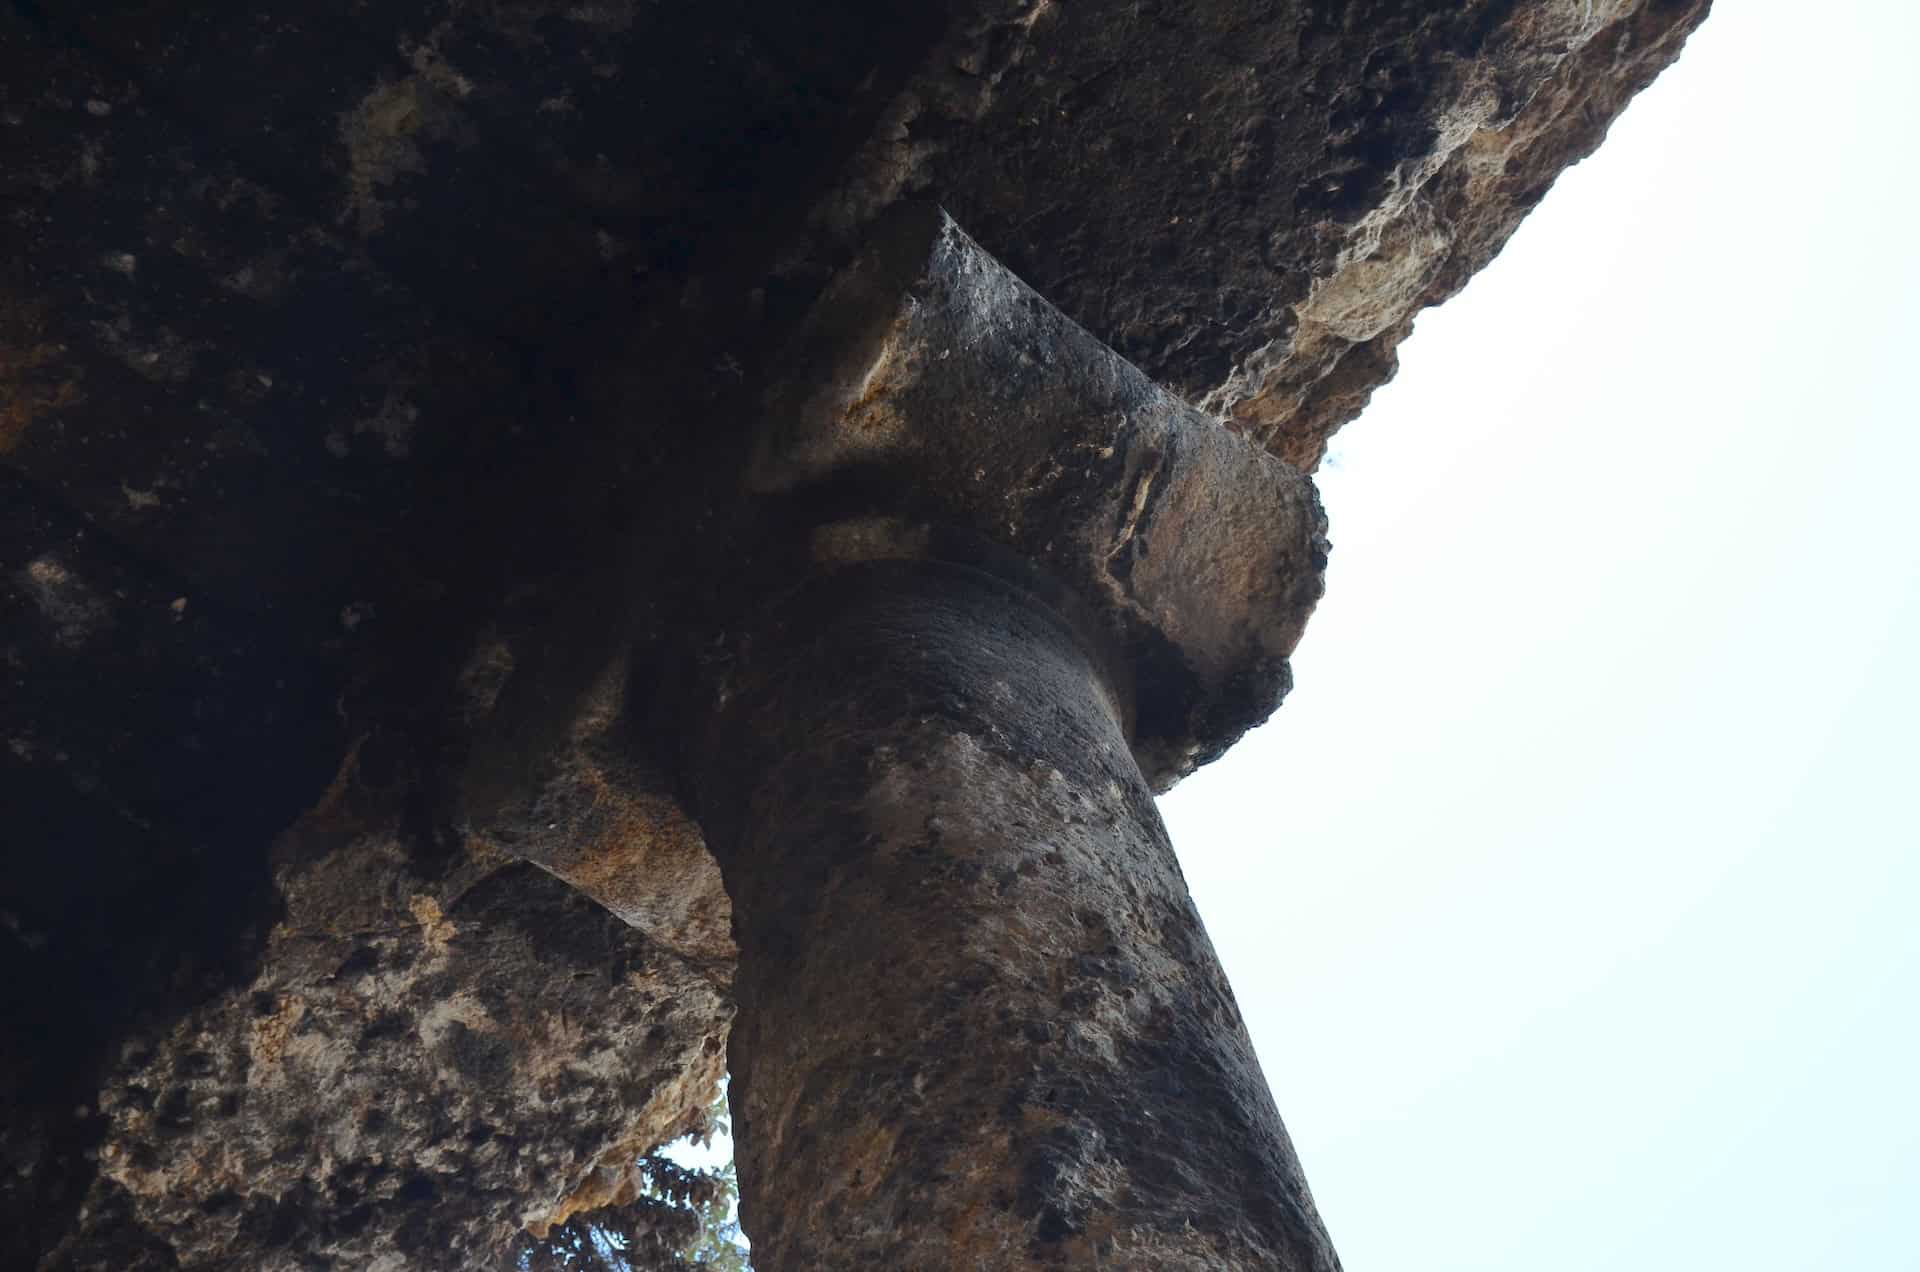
[
  {"left": 754, "top": 207, "right": 1328, "bottom": 787},
  {"left": 698, "top": 559, "right": 1339, "bottom": 1269},
  {"left": 1215, "top": 0, "right": 1716, "bottom": 467},
  {"left": 527, "top": 1051, "right": 727, "bottom": 1239},
  {"left": 465, "top": 646, "right": 736, "bottom": 972},
  {"left": 2, "top": 0, "right": 1711, "bottom": 1263},
  {"left": 0, "top": 303, "right": 83, "bottom": 455},
  {"left": 51, "top": 781, "right": 729, "bottom": 1271},
  {"left": 797, "top": 0, "right": 1710, "bottom": 468}
]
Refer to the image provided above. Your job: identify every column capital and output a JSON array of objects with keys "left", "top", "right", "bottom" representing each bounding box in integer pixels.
[{"left": 752, "top": 205, "right": 1328, "bottom": 788}]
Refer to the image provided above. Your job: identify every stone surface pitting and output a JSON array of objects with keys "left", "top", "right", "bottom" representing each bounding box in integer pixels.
[
  {"left": 0, "top": 0, "right": 1713, "bottom": 1264},
  {"left": 802, "top": 0, "right": 1713, "bottom": 469},
  {"left": 35, "top": 746, "right": 730, "bottom": 1272},
  {"left": 697, "top": 559, "right": 1340, "bottom": 1269},
  {"left": 756, "top": 205, "right": 1328, "bottom": 787}
]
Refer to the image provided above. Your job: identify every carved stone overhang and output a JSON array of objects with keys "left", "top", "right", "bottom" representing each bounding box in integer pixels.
[
  {"left": 749, "top": 204, "right": 1328, "bottom": 787},
  {"left": 0, "top": 0, "right": 1713, "bottom": 1265}
]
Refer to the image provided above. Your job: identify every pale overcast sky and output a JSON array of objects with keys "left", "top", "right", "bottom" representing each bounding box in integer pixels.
[{"left": 1162, "top": 3, "right": 1920, "bottom": 1269}]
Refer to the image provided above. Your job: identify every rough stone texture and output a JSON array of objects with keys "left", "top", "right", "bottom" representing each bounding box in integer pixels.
[
  {"left": 33, "top": 737, "right": 729, "bottom": 1272},
  {"left": 696, "top": 556, "right": 1338, "bottom": 1269},
  {"left": 1, "top": 0, "right": 1711, "bottom": 1265},
  {"left": 465, "top": 644, "right": 734, "bottom": 967},
  {"left": 3, "top": 2, "right": 840, "bottom": 1261},
  {"left": 1214, "top": 0, "right": 1717, "bottom": 467},
  {"left": 803, "top": 0, "right": 1713, "bottom": 468},
  {"left": 755, "top": 206, "right": 1327, "bottom": 786}
]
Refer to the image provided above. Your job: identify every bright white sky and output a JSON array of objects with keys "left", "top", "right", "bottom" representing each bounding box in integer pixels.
[{"left": 1161, "top": 3, "right": 1920, "bottom": 1269}]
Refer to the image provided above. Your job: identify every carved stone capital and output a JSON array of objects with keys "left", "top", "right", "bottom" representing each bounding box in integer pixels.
[{"left": 753, "top": 205, "right": 1328, "bottom": 787}]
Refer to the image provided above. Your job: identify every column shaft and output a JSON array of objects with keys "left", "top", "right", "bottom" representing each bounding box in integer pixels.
[{"left": 695, "top": 558, "right": 1340, "bottom": 1270}]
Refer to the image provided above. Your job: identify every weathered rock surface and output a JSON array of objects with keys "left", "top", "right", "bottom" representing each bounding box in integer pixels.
[
  {"left": 2, "top": 0, "right": 1709, "bottom": 1266},
  {"left": 811, "top": 0, "right": 1712, "bottom": 469},
  {"left": 697, "top": 556, "right": 1338, "bottom": 1269},
  {"left": 754, "top": 206, "right": 1328, "bottom": 787},
  {"left": 48, "top": 772, "right": 727, "bottom": 1272}
]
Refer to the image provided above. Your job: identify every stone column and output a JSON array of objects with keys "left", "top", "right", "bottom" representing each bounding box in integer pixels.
[{"left": 689, "top": 208, "right": 1339, "bottom": 1269}]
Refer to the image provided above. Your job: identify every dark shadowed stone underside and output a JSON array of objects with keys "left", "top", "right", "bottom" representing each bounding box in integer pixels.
[{"left": 1, "top": 0, "right": 1710, "bottom": 1265}]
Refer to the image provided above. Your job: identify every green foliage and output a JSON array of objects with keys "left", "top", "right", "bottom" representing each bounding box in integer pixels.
[
  {"left": 670, "top": 1158, "right": 749, "bottom": 1272},
  {"left": 672, "top": 1091, "right": 749, "bottom": 1271},
  {"left": 515, "top": 1090, "right": 751, "bottom": 1272}
]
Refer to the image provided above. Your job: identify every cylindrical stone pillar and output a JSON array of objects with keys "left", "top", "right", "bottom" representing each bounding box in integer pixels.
[{"left": 694, "top": 551, "right": 1340, "bottom": 1270}]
